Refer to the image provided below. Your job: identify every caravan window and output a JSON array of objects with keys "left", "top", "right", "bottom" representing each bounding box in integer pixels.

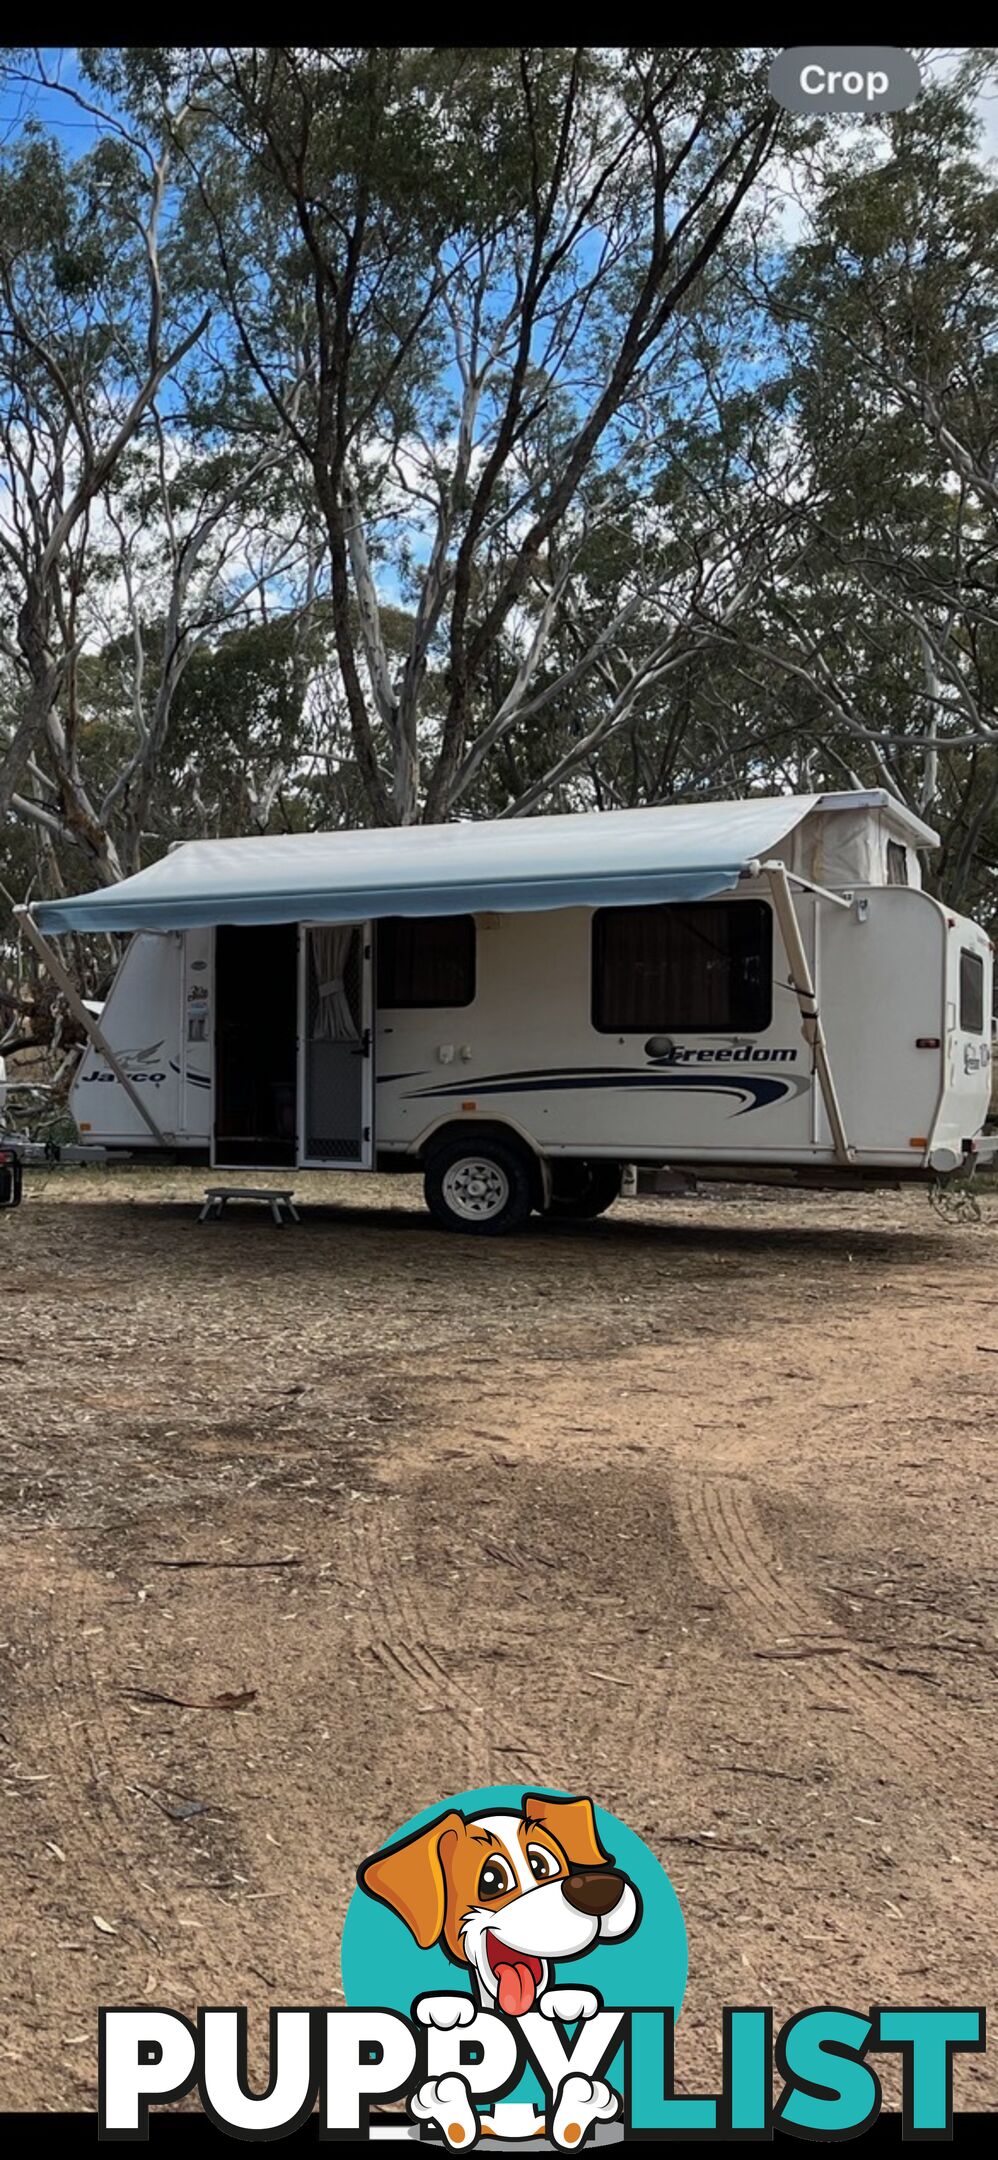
[
  {"left": 887, "top": 841, "right": 909, "bottom": 886},
  {"left": 592, "top": 900, "right": 772, "bottom": 1034},
  {"left": 960, "top": 948, "right": 985, "bottom": 1035},
  {"left": 377, "top": 915, "right": 475, "bottom": 1007}
]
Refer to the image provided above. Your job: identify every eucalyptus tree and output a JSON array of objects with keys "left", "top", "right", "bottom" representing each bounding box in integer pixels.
[
  {"left": 0, "top": 103, "right": 210, "bottom": 842},
  {"left": 132, "top": 44, "right": 787, "bottom": 824},
  {"left": 0, "top": 47, "right": 327, "bottom": 901},
  {"left": 721, "top": 60, "right": 998, "bottom": 912}
]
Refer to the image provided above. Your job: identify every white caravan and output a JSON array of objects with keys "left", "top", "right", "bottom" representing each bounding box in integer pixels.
[{"left": 15, "top": 790, "right": 996, "bottom": 1233}]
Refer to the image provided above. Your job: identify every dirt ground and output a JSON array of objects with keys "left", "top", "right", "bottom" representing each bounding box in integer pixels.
[{"left": 0, "top": 1166, "right": 995, "bottom": 2115}]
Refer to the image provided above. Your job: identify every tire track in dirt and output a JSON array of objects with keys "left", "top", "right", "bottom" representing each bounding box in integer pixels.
[
  {"left": 66, "top": 1598, "right": 248, "bottom": 2000},
  {"left": 348, "top": 1501, "right": 550, "bottom": 1792},
  {"left": 1, "top": 1547, "right": 238, "bottom": 2003},
  {"left": 673, "top": 1473, "right": 981, "bottom": 1778},
  {"left": 670, "top": 1472, "right": 998, "bottom": 1965},
  {"left": 5, "top": 1551, "right": 146, "bottom": 1912},
  {"left": 349, "top": 1501, "right": 494, "bottom": 1784}
]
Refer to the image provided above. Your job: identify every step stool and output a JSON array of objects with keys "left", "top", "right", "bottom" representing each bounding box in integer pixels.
[{"left": 199, "top": 1186, "right": 299, "bottom": 1226}]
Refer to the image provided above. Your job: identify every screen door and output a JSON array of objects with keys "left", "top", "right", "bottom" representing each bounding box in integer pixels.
[{"left": 298, "top": 922, "right": 373, "bottom": 1167}]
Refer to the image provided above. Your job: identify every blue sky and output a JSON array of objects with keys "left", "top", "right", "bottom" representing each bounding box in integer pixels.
[
  {"left": 5, "top": 46, "right": 998, "bottom": 153},
  {"left": 0, "top": 48, "right": 102, "bottom": 148}
]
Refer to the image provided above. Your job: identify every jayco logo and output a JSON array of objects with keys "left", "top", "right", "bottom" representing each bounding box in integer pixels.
[{"left": 98, "top": 1784, "right": 984, "bottom": 2143}]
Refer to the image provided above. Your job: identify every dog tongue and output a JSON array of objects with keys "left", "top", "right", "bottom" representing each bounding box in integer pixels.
[{"left": 497, "top": 1960, "right": 538, "bottom": 2017}]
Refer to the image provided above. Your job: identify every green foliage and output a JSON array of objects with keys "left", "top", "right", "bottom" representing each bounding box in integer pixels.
[
  {"left": 2, "top": 44, "right": 998, "bottom": 952},
  {"left": 166, "top": 615, "right": 314, "bottom": 804}
]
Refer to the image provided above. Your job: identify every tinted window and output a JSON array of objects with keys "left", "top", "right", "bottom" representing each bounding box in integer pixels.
[
  {"left": 593, "top": 901, "right": 772, "bottom": 1034},
  {"left": 960, "top": 949, "right": 985, "bottom": 1035},
  {"left": 377, "top": 915, "right": 475, "bottom": 1008},
  {"left": 887, "top": 840, "right": 909, "bottom": 886}
]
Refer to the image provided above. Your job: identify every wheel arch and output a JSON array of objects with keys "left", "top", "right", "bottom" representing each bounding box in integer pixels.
[{"left": 417, "top": 1116, "right": 550, "bottom": 1207}]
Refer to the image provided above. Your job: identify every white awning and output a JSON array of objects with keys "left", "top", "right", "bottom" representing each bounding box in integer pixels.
[{"left": 30, "top": 796, "right": 823, "bottom": 935}]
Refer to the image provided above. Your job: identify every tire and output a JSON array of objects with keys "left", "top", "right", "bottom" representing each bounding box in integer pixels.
[
  {"left": 423, "top": 1133, "right": 536, "bottom": 1236},
  {"left": 545, "top": 1159, "right": 621, "bottom": 1221}
]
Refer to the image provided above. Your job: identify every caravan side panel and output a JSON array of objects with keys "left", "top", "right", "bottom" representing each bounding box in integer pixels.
[
  {"left": 375, "top": 900, "right": 815, "bottom": 1162},
  {"left": 70, "top": 932, "right": 192, "bottom": 1144},
  {"left": 937, "top": 907, "right": 993, "bottom": 1160}
]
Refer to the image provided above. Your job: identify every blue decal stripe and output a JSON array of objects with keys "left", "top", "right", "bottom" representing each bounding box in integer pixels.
[
  {"left": 169, "top": 1060, "right": 210, "bottom": 1088},
  {"left": 402, "top": 1071, "right": 794, "bottom": 1116}
]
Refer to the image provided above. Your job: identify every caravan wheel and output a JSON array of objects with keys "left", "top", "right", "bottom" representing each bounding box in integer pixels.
[
  {"left": 546, "top": 1160, "right": 621, "bottom": 1220},
  {"left": 423, "top": 1134, "right": 535, "bottom": 1235}
]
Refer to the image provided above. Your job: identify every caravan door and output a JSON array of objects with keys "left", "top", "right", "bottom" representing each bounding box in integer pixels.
[{"left": 298, "top": 923, "right": 373, "bottom": 1168}]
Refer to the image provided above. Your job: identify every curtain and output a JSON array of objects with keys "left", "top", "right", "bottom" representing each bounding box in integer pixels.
[
  {"left": 594, "top": 903, "right": 770, "bottom": 1032},
  {"left": 310, "top": 925, "right": 359, "bottom": 1041}
]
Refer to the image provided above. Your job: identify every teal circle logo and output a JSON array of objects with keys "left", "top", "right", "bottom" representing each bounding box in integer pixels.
[{"left": 342, "top": 1783, "right": 686, "bottom": 2120}]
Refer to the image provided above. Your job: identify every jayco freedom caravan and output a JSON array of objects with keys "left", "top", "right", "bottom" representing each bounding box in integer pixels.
[{"left": 11, "top": 790, "right": 996, "bottom": 1232}]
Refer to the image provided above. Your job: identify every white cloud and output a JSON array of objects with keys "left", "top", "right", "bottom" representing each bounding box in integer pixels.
[{"left": 763, "top": 48, "right": 997, "bottom": 248}]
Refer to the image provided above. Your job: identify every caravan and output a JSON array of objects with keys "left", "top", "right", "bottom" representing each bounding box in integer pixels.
[{"left": 14, "top": 789, "right": 996, "bottom": 1232}]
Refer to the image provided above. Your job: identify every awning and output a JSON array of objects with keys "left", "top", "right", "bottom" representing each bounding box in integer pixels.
[{"left": 29, "top": 796, "right": 820, "bottom": 935}]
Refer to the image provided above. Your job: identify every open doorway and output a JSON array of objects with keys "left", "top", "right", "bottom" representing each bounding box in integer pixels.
[
  {"left": 213, "top": 923, "right": 297, "bottom": 1167},
  {"left": 300, "top": 922, "right": 373, "bottom": 1166}
]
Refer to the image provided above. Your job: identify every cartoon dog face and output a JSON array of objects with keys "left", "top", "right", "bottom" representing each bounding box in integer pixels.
[{"left": 358, "top": 1792, "right": 639, "bottom": 2016}]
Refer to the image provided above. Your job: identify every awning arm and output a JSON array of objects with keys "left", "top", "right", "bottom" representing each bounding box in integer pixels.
[
  {"left": 14, "top": 908, "right": 169, "bottom": 1148},
  {"left": 758, "top": 862, "right": 853, "bottom": 1165},
  {"left": 773, "top": 866, "right": 853, "bottom": 909}
]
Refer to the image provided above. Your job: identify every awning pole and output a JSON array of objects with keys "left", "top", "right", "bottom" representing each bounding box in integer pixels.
[
  {"left": 760, "top": 863, "right": 853, "bottom": 1166},
  {"left": 15, "top": 908, "right": 169, "bottom": 1148}
]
